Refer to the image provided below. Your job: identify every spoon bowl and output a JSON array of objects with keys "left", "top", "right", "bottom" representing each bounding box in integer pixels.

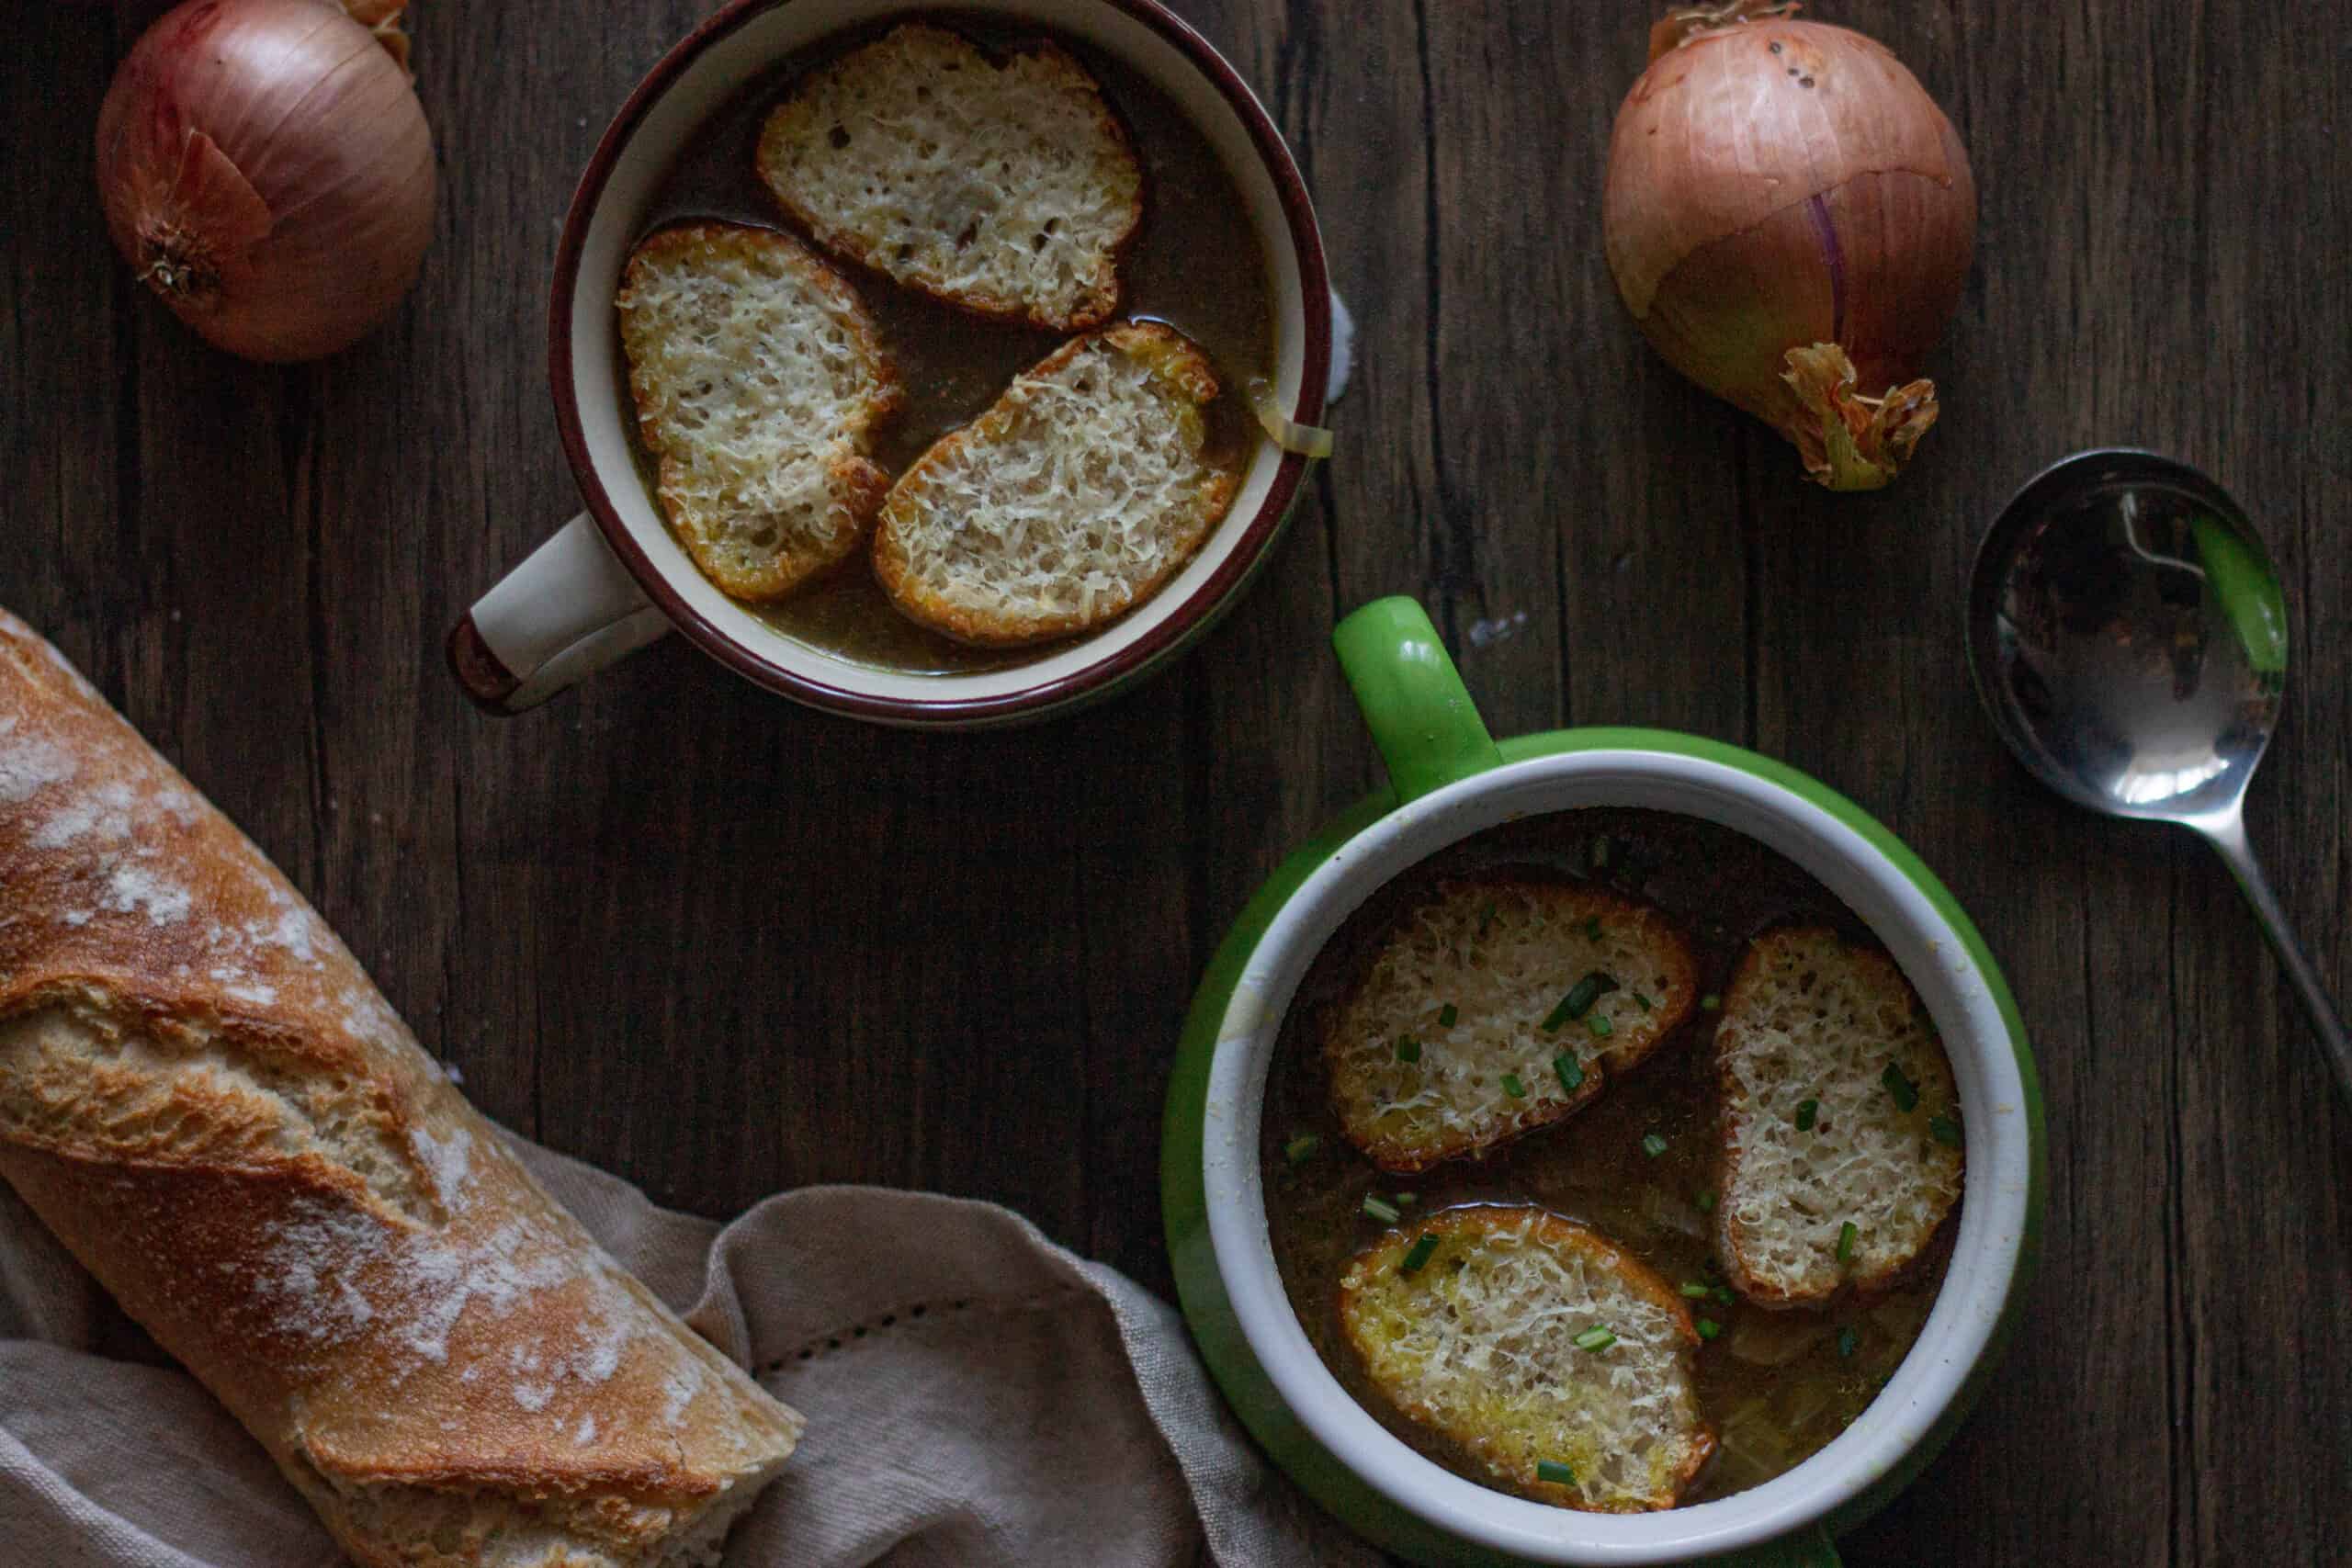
[{"left": 1967, "top": 448, "right": 2348, "bottom": 1103}]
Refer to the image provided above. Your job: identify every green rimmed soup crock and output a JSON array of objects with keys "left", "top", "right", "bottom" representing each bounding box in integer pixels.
[{"left": 1162, "top": 597, "right": 2045, "bottom": 1567}]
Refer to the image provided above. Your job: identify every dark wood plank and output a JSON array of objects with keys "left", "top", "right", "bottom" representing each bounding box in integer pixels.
[{"left": 1, "top": 6, "right": 124, "bottom": 685}]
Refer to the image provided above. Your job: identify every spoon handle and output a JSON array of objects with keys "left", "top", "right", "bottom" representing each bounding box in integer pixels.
[{"left": 2194, "top": 809, "right": 2352, "bottom": 1107}]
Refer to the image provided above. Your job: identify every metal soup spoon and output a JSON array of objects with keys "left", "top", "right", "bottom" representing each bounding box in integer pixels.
[{"left": 1967, "top": 448, "right": 2351, "bottom": 1105}]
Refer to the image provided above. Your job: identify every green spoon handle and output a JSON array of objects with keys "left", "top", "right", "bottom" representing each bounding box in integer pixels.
[{"left": 2196, "top": 807, "right": 2352, "bottom": 1105}]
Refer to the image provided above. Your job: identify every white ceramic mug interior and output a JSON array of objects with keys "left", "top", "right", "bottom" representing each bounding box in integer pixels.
[
  {"left": 1200, "top": 750, "right": 2033, "bottom": 1563},
  {"left": 458, "top": 0, "right": 1329, "bottom": 723}
]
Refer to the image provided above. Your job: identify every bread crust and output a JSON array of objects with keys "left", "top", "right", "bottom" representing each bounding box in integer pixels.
[
  {"left": 1713, "top": 926, "right": 1965, "bottom": 1309},
  {"left": 755, "top": 23, "right": 1143, "bottom": 331},
  {"left": 617, "top": 220, "right": 900, "bottom": 604},
  {"left": 872, "top": 321, "right": 1237, "bottom": 647},
  {"left": 0, "top": 613, "right": 801, "bottom": 1567},
  {"left": 1338, "top": 1206, "right": 1714, "bottom": 1512},
  {"left": 1319, "top": 876, "right": 1701, "bottom": 1173}
]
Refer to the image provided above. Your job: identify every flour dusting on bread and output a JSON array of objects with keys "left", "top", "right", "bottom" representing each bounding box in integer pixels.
[{"left": 0, "top": 610, "right": 805, "bottom": 1568}]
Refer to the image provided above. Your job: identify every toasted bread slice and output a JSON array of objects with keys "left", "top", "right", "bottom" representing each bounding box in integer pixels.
[
  {"left": 616, "top": 222, "right": 899, "bottom": 602},
  {"left": 1321, "top": 877, "right": 1700, "bottom": 1173},
  {"left": 1714, "top": 927, "right": 1964, "bottom": 1307},
  {"left": 1340, "top": 1206, "right": 1714, "bottom": 1512},
  {"left": 756, "top": 22, "right": 1142, "bottom": 331},
  {"left": 871, "top": 322, "right": 1237, "bottom": 646}
]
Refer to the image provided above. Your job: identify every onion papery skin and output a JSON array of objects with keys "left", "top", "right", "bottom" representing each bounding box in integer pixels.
[
  {"left": 96, "top": 0, "right": 435, "bottom": 363},
  {"left": 1603, "top": 9, "right": 1975, "bottom": 488}
]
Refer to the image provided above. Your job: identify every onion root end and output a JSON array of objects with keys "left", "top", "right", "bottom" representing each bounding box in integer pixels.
[{"left": 1781, "top": 343, "right": 1939, "bottom": 491}]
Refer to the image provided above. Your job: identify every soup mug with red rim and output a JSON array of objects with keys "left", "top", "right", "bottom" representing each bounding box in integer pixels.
[
  {"left": 445, "top": 0, "right": 1330, "bottom": 727},
  {"left": 1161, "top": 598, "right": 2048, "bottom": 1565}
]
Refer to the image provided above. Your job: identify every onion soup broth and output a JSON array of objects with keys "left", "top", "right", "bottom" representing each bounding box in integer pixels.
[
  {"left": 1261, "top": 808, "right": 1954, "bottom": 1506},
  {"left": 627, "top": 14, "right": 1276, "bottom": 673}
]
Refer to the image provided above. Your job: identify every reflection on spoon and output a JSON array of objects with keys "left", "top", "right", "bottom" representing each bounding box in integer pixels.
[{"left": 1967, "top": 448, "right": 2350, "bottom": 1109}]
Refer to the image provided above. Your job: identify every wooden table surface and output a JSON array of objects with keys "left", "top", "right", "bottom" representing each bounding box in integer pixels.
[{"left": 6, "top": 2, "right": 2348, "bottom": 1563}]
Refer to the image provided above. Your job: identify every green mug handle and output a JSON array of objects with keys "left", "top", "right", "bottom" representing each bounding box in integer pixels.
[{"left": 1331, "top": 597, "right": 1503, "bottom": 805}]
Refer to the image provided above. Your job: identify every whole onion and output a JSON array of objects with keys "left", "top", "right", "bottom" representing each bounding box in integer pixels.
[
  {"left": 96, "top": 0, "right": 435, "bottom": 363},
  {"left": 1603, "top": 2, "right": 1975, "bottom": 490}
]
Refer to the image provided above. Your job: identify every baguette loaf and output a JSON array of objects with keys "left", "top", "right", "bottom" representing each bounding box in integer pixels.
[{"left": 0, "top": 612, "right": 802, "bottom": 1567}]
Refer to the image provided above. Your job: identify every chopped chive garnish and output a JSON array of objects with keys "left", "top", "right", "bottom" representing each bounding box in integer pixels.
[
  {"left": 1363, "top": 1195, "right": 1402, "bottom": 1224},
  {"left": 1536, "top": 1458, "right": 1577, "bottom": 1486},
  {"left": 1795, "top": 1098, "right": 1819, "bottom": 1132},
  {"left": 1590, "top": 836, "right": 1612, "bottom": 870},
  {"left": 1477, "top": 901, "right": 1498, "bottom": 936},
  {"left": 1836, "top": 1326, "right": 1860, "bottom": 1359},
  {"left": 1588, "top": 1012, "right": 1614, "bottom": 1040},
  {"left": 1695, "top": 1189, "right": 1717, "bottom": 1213},
  {"left": 1572, "top": 1325, "right": 1618, "bottom": 1352},
  {"left": 1283, "top": 1134, "right": 1320, "bottom": 1165},
  {"left": 1837, "top": 1221, "right": 1859, "bottom": 1263},
  {"left": 1395, "top": 1035, "right": 1422, "bottom": 1064},
  {"left": 1929, "top": 1114, "right": 1963, "bottom": 1147},
  {"left": 1553, "top": 1054, "right": 1585, "bottom": 1094},
  {"left": 1438, "top": 1002, "right": 1459, "bottom": 1028},
  {"left": 1882, "top": 1061, "right": 1920, "bottom": 1112},
  {"left": 1697, "top": 1316, "right": 1724, "bottom": 1340},
  {"left": 1396, "top": 1191, "right": 1417, "bottom": 1204},
  {"left": 1583, "top": 915, "right": 1604, "bottom": 940},
  {"left": 1399, "top": 1234, "right": 1440, "bottom": 1274},
  {"left": 1544, "top": 970, "right": 1617, "bottom": 1029},
  {"left": 1641, "top": 1132, "right": 1668, "bottom": 1158},
  {"left": 1679, "top": 1281, "right": 1713, "bottom": 1299},
  {"left": 1501, "top": 1073, "right": 1528, "bottom": 1100},
  {"left": 1634, "top": 992, "right": 1654, "bottom": 1011},
  {"left": 1713, "top": 1285, "right": 1736, "bottom": 1306},
  {"left": 1701, "top": 993, "right": 1722, "bottom": 1011}
]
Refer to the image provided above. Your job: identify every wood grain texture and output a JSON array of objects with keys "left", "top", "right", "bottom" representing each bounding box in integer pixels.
[{"left": 2, "top": 2, "right": 2346, "bottom": 1564}]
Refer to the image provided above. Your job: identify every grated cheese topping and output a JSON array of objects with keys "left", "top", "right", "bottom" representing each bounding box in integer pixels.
[
  {"left": 757, "top": 23, "right": 1141, "bottom": 329},
  {"left": 876, "top": 324, "right": 1235, "bottom": 640},
  {"left": 1323, "top": 878, "right": 1699, "bottom": 1171},
  {"left": 1341, "top": 1207, "right": 1710, "bottom": 1511},
  {"left": 1716, "top": 927, "right": 1963, "bottom": 1302}
]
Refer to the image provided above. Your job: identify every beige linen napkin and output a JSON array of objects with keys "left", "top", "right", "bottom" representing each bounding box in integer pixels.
[{"left": 0, "top": 1134, "right": 1381, "bottom": 1568}]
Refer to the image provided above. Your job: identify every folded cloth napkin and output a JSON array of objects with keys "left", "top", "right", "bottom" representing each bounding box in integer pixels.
[{"left": 0, "top": 1134, "right": 1383, "bottom": 1568}]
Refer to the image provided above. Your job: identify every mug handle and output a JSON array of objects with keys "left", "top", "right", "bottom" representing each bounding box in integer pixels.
[
  {"left": 1330, "top": 597, "right": 1502, "bottom": 803},
  {"left": 446, "top": 513, "right": 672, "bottom": 715}
]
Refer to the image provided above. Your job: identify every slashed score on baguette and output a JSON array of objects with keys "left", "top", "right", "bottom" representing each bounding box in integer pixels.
[
  {"left": 757, "top": 23, "right": 1144, "bottom": 331},
  {"left": 616, "top": 220, "right": 900, "bottom": 602},
  {"left": 1322, "top": 877, "right": 1700, "bottom": 1172},
  {"left": 872, "top": 321, "right": 1239, "bottom": 646},
  {"left": 1340, "top": 1206, "right": 1715, "bottom": 1512},
  {"left": 1714, "top": 926, "right": 1964, "bottom": 1306},
  {"left": 0, "top": 613, "right": 802, "bottom": 1568}
]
